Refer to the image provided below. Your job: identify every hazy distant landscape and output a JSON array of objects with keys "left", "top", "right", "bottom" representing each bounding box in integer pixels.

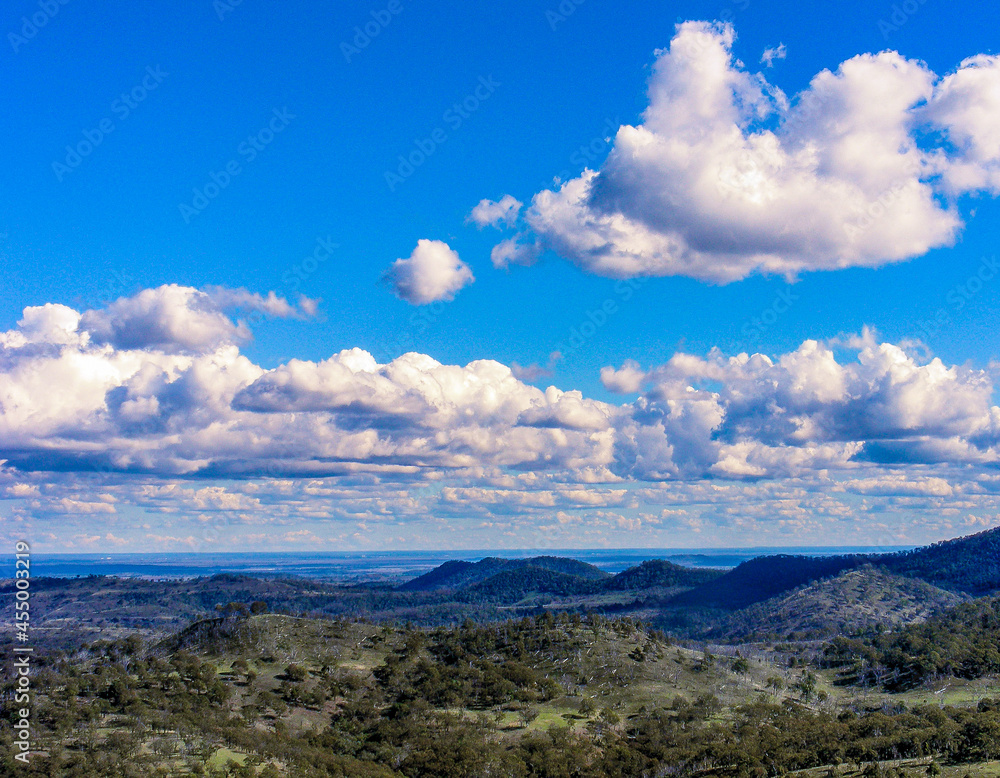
[{"left": 23, "top": 545, "right": 912, "bottom": 581}]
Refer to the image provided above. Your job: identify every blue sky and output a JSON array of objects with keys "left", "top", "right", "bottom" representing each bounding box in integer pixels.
[{"left": 2, "top": 0, "right": 1000, "bottom": 552}]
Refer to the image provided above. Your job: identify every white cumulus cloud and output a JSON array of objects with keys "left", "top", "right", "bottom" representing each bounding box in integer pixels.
[
  {"left": 600, "top": 360, "right": 646, "bottom": 393},
  {"left": 489, "top": 22, "right": 999, "bottom": 283},
  {"left": 80, "top": 284, "right": 315, "bottom": 353},
  {"left": 468, "top": 194, "right": 523, "bottom": 228},
  {"left": 382, "top": 239, "right": 475, "bottom": 304},
  {"left": 5, "top": 288, "right": 1000, "bottom": 548}
]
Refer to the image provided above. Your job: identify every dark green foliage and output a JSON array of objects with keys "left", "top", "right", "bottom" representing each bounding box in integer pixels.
[
  {"left": 670, "top": 526, "right": 1000, "bottom": 612},
  {"left": 457, "top": 565, "right": 604, "bottom": 603},
  {"left": 709, "top": 565, "right": 965, "bottom": 641},
  {"left": 671, "top": 554, "right": 864, "bottom": 609},
  {"left": 399, "top": 555, "right": 610, "bottom": 593},
  {"left": 604, "top": 559, "right": 724, "bottom": 591},
  {"left": 877, "top": 527, "right": 1000, "bottom": 595},
  {"left": 824, "top": 596, "right": 1000, "bottom": 690},
  {"left": 396, "top": 559, "right": 493, "bottom": 591},
  {"left": 5, "top": 610, "right": 1000, "bottom": 777},
  {"left": 406, "top": 556, "right": 722, "bottom": 606},
  {"left": 163, "top": 612, "right": 264, "bottom": 655}
]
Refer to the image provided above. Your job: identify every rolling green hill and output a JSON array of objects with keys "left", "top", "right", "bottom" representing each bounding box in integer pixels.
[
  {"left": 669, "top": 526, "right": 1000, "bottom": 613},
  {"left": 668, "top": 554, "right": 863, "bottom": 610},
  {"left": 11, "top": 608, "right": 1000, "bottom": 777},
  {"left": 400, "top": 556, "right": 723, "bottom": 607},
  {"left": 456, "top": 565, "right": 604, "bottom": 603}
]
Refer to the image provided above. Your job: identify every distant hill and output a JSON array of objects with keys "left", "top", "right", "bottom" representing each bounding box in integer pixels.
[
  {"left": 669, "top": 527, "right": 1000, "bottom": 612},
  {"left": 604, "top": 560, "right": 724, "bottom": 591},
  {"left": 526, "top": 556, "right": 612, "bottom": 581},
  {"left": 397, "top": 527, "right": 1000, "bottom": 613},
  {"left": 669, "top": 554, "right": 863, "bottom": 610},
  {"left": 877, "top": 526, "right": 1000, "bottom": 595},
  {"left": 457, "top": 565, "right": 604, "bottom": 604},
  {"left": 401, "top": 556, "right": 724, "bottom": 606},
  {"left": 714, "top": 565, "right": 966, "bottom": 640},
  {"left": 398, "top": 556, "right": 609, "bottom": 593},
  {"left": 396, "top": 559, "right": 501, "bottom": 592}
]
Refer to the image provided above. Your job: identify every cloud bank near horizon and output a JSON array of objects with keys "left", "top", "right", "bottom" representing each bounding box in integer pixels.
[{"left": 2, "top": 286, "right": 1000, "bottom": 551}]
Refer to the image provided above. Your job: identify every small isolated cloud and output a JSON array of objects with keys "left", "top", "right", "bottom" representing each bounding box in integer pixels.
[
  {"left": 760, "top": 43, "right": 786, "bottom": 67},
  {"left": 2, "top": 483, "right": 40, "bottom": 498},
  {"left": 468, "top": 195, "right": 522, "bottom": 228},
  {"left": 600, "top": 360, "right": 646, "bottom": 393},
  {"left": 204, "top": 287, "right": 318, "bottom": 319},
  {"left": 382, "top": 239, "right": 475, "bottom": 305},
  {"left": 491, "top": 234, "right": 542, "bottom": 269},
  {"left": 487, "top": 22, "right": 1000, "bottom": 283}
]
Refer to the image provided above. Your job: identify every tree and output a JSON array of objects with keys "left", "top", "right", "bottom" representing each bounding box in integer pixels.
[{"left": 519, "top": 706, "right": 540, "bottom": 728}]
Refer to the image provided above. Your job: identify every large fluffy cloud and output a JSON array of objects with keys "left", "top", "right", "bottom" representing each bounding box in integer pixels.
[
  {"left": 485, "top": 22, "right": 1000, "bottom": 282},
  {"left": 0, "top": 286, "right": 612, "bottom": 478},
  {"left": 4, "top": 287, "right": 1000, "bottom": 548},
  {"left": 611, "top": 333, "right": 1000, "bottom": 480},
  {"left": 382, "top": 239, "right": 475, "bottom": 304},
  {"left": 2, "top": 288, "right": 999, "bottom": 481}
]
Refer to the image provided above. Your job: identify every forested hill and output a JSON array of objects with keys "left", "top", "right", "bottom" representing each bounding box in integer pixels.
[
  {"left": 669, "top": 526, "right": 1000, "bottom": 611},
  {"left": 711, "top": 565, "right": 966, "bottom": 641},
  {"left": 604, "top": 560, "right": 724, "bottom": 591},
  {"left": 398, "top": 556, "right": 610, "bottom": 592},
  {"left": 824, "top": 595, "right": 1000, "bottom": 690},
  {"left": 399, "top": 556, "right": 726, "bottom": 605},
  {"left": 876, "top": 526, "right": 1000, "bottom": 594},
  {"left": 457, "top": 566, "right": 605, "bottom": 604},
  {"left": 396, "top": 559, "right": 504, "bottom": 592},
  {"left": 399, "top": 527, "right": 1000, "bottom": 609},
  {"left": 668, "top": 554, "right": 863, "bottom": 610}
]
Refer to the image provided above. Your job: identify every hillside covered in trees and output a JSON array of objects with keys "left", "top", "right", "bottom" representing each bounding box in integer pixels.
[
  {"left": 4, "top": 608, "right": 1000, "bottom": 777},
  {"left": 824, "top": 596, "right": 1000, "bottom": 691},
  {"left": 5, "top": 527, "right": 1000, "bottom": 775}
]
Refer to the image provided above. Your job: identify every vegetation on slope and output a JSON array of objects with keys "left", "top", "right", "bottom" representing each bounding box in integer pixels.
[
  {"left": 456, "top": 566, "right": 603, "bottom": 604},
  {"left": 713, "top": 565, "right": 966, "bottom": 641},
  {"left": 877, "top": 527, "right": 1000, "bottom": 595},
  {"left": 5, "top": 608, "right": 1000, "bottom": 777},
  {"left": 669, "top": 554, "right": 864, "bottom": 610},
  {"left": 604, "top": 560, "right": 724, "bottom": 591},
  {"left": 398, "top": 556, "right": 610, "bottom": 593},
  {"left": 668, "top": 526, "right": 1000, "bottom": 614},
  {"left": 825, "top": 596, "right": 1000, "bottom": 690}
]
